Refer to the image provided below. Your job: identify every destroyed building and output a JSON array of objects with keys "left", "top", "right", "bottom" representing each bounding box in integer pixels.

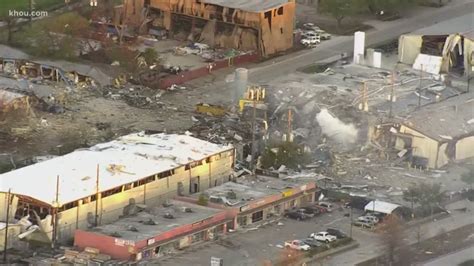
[
  {"left": 74, "top": 199, "right": 232, "bottom": 261},
  {"left": 123, "top": 0, "right": 295, "bottom": 57},
  {"left": 0, "top": 88, "right": 38, "bottom": 115},
  {"left": 374, "top": 93, "right": 474, "bottom": 169},
  {"left": 0, "top": 133, "right": 234, "bottom": 243},
  {"left": 398, "top": 13, "right": 474, "bottom": 76}
]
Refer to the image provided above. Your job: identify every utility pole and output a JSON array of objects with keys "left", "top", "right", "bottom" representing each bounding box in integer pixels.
[
  {"left": 359, "top": 82, "right": 368, "bottom": 112},
  {"left": 3, "top": 189, "right": 11, "bottom": 263},
  {"left": 95, "top": 164, "right": 100, "bottom": 226},
  {"left": 468, "top": 68, "right": 471, "bottom": 93},
  {"left": 388, "top": 71, "right": 395, "bottom": 118},
  {"left": 349, "top": 206, "right": 353, "bottom": 239},
  {"left": 418, "top": 64, "right": 423, "bottom": 109},
  {"left": 287, "top": 108, "right": 293, "bottom": 142},
  {"left": 52, "top": 175, "right": 60, "bottom": 249},
  {"left": 250, "top": 99, "right": 257, "bottom": 174}
]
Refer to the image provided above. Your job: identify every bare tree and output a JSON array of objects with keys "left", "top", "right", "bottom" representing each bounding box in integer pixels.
[{"left": 380, "top": 215, "right": 412, "bottom": 265}]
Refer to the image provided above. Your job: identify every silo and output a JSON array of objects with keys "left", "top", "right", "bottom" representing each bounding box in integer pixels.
[{"left": 233, "top": 68, "right": 248, "bottom": 104}]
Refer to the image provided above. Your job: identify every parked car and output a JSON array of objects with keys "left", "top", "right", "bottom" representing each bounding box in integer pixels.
[
  {"left": 353, "top": 220, "right": 375, "bottom": 228},
  {"left": 284, "top": 210, "right": 310, "bottom": 221},
  {"left": 315, "top": 29, "right": 331, "bottom": 40},
  {"left": 301, "top": 36, "right": 320, "bottom": 46},
  {"left": 302, "top": 30, "right": 318, "bottom": 38},
  {"left": 326, "top": 228, "right": 347, "bottom": 239},
  {"left": 299, "top": 206, "right": 321, "bottom": 216},
  {"left": 316, "top": 202, "right": 333, "bottom": 212},
  {"left": 309, "top": 232, "right": 337, "bottom": 243},
  {"left": 303, "top": 22, "right": 320, "bottom": 31},
  {"left": 302, "top": 238, "right": 323, "bottom": 248},
  {"left": 357, "top": 215, "right": 379, "bottom": 224},
  {"left": 284, "top": 240, "right": 311, "bottom": 251}
]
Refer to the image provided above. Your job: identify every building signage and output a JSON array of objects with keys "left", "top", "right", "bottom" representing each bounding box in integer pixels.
[
  {"left": 115, "top": 238, "right": 135, "bottom": 247},
  {"left": 282, "top": 189, "right": 293, "bottom": 198},
  {"left": 147, "top": 238, "right": 155, "bottom": 245}
]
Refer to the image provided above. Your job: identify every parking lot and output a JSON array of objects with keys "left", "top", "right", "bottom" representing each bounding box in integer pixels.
[{"left": 156, "top": 204, "right": 381, "bottom": 266}]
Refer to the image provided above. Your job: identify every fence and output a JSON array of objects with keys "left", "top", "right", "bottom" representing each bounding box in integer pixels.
[{"left": 159, "top": 52, "right": 259, "bottom": 89}]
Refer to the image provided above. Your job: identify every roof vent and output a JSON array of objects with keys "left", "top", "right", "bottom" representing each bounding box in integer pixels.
[
  {"left": 163, "top": 212, "right": 175, "bottom": 219},
  {"left": 110, "top": 232, "right": 122, "bottom": 237},
  {"left": 127, "top": 225, "right": 139, "bottom": 232},
  {"left": 142, "top": 219, "right": 157, "bottom": 225}
]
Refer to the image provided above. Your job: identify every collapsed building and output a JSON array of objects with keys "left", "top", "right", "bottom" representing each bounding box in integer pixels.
[
  {"left": 0, "top": 132, "right": 234, "bottom": 244},
  {"left": 123, "top": 0, "right": 295, "bottom": 57},
  {"left": 0, "top": 88, "right": 38, "bottom": 115},
  {"left": 0, "top": 58, "right": 110, "bottom": 87},
  {"left": 373, "top": 93, "right": 474, "bottom": 169},
  {"left": 398, "top": 13, "right": 474, "bottom": 76}
]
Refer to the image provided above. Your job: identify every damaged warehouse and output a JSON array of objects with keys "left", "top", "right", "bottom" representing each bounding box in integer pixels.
[
  {"left": 398, "top": 13, "right": 474, "bottom": 76},
  {"left": 123, "top": 0, "right": 295, "bottom": 57},
  {"left": 0, "top": 132, "right": 234, "bottom": 244},
  {"left": 373, "top": 93, "right": 474, "bottom": 169}
]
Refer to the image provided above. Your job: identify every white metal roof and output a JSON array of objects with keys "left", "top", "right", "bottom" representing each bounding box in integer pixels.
[
  {"left": 364, "top": 200, "right": 400, "bottom": 214},
  {"left": 203, "top": 0, "right": 289, "bottom": 12},
  {"left": 0, "top": 133, "right": 232, "bottom": 206}
]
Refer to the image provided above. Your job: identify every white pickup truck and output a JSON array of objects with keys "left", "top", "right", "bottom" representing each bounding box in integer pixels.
[
  {"left": 309, "top": 232, "right": 337, "bottom": 243},
  {"left": 284, "top": 240, "right": 311, "bottom": 251}
]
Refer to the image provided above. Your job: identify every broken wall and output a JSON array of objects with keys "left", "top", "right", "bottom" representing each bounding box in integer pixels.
[
  {"left": 396, "top": 125, "right": 439, "bottom": 169},
  {"left": 455, "top": 135, "right": 474, "bottom": 161},
  {"left": 259, "top": 3, "right": 295, "bottom": 56},
  {"left": 437, "top": 142, "right": 449, "bottom": 168},
  {"left": 464, "top": 38, "right": 474, "bottom": 76},
  {"left": 122, "top": 0, "right": 146, "bottom": 26},
  {"left": 144, "top": 0, "right": 293, "bottom": 56},
  {"left": 398, "top": 35, "right": 422, "bottom": 64}
]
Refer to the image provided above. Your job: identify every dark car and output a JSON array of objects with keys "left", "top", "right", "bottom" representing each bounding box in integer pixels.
[
  {"left": 284, "top": 210, "right": 310, "bottom": 221},
  {"left": 326, "top": 228, "right": 347, "bottom": 239},
  {"left": 302, "top": 238, "right": 323, "bottom": 248},
  {"left": 300, "top": 206, "right": 321, "bottom": 216}
]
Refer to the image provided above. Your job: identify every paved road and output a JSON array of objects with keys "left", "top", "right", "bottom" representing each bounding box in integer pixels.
[
  {"left": 248, "top": 0, "right": 474, "bottom": 84},
  {"left": 422, "top": 245, "right": 474, "bottom": 266},
  {"left": 324, "top": 200, "right": 474, "bottom": 266}
]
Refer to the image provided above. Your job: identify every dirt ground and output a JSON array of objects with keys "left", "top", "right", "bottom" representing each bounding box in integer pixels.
[{"left": 0, "top": 66, "right": 237, "bottom": 171}]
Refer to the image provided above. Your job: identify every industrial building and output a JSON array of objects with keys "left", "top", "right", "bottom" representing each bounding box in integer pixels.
[
  {"left": 122, "top": 0, "right": 296, "bottom": 57},
  {"left": 72, "top": 175, "right": 318, "bottom": 262},
  {"left": 0, "top": 133, "right": 234, "bottom": 243},
  {"left": 386, "top": 93, "right": 474, "bottom": 169},
  {"left": 398, "top": 13, "right": 474, "bottom": 76},
  {"left": 189, "top": 175, "right": 318, "bottom": 229},
  {"left": 74, "top": 199, "right": 233, "bottom": 261}
]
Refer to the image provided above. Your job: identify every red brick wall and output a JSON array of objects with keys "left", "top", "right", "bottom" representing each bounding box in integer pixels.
[
  {"left": 74, "top": 230, "right": 133, "bottom": 261},
  {"left": 74, "top": 210, "right": 232, "bottom": 260}
]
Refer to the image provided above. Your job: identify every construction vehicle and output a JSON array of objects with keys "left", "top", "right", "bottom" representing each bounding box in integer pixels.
[{"left": 195, "top": 103, "right": 227, "bottom": 117}]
